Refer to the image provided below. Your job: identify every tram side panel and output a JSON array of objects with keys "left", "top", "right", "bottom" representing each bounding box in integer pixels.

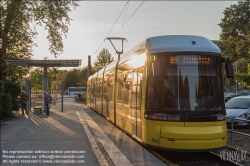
[
  {"left": 103, "top": 71, "right": 113, "bottom": 120},
  {"left": 92, "top": 80, "right": 96, "bottom": 110},
  {"left": 95, "top": 75, "right": 102, "bottom": 114},
  {"left": 115, "top": 62, "right": 144, "bottom": 138},
  {"left": 103, "top": 69, "right": 115, "bottom": 123},
  {"left": 86, "top": 80, "right": 91, "bottom": 107},
  {"left": 102, "top": 74, "right": 108, "bottom": 117},
  {"left": 134, "top": 71, "right": 143, "bottom": 140},
  {"left": 88, "top": 78, "right": 95, "bottom": 109},
  {"left": 116, "top": 67, "right": 133, "bottom": 134}
]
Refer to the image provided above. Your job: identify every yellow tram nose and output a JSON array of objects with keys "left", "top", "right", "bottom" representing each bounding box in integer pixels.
[{"left": 159, "top": 122, "right": 227, "bottom": 150}]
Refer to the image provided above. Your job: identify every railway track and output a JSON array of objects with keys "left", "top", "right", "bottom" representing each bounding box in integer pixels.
[
  {"left": 145, "top": 127, "right": 250, "bottom": 165},
  {"left": 147, "top": 148, "right": 249, "bottom": 166},
  {"left": 137, "top": 129, "right": 250, "bottom": 166}
]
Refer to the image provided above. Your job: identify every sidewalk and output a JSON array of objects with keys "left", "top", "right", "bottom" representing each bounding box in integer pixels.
[
  {"left": 0, "top": 98, "right": 102, "bottom": 166},
  {"left": 1, "top": 98, "right": 167, "bottom": 166}
]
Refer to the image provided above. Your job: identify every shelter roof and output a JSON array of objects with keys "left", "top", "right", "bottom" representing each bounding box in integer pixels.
[{"left": 4, "top": 59, "right": 82, "bottom": 67}]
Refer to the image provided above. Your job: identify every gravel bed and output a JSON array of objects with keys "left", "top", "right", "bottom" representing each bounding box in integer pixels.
[{"left": 227, "top": 128, "right": 250, "bottom": 152}]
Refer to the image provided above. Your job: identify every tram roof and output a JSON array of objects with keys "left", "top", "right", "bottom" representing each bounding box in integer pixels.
[
  {"left": 146, "top": 35, "right": 221, "bottom": 54},
  {"left": 89, "top": 35, "right": 221, "bottom": 78}
]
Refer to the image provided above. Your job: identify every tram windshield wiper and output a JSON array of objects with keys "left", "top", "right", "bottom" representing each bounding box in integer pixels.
[{"left": 202, "top": 107, "right": 210, "bottom": 116}]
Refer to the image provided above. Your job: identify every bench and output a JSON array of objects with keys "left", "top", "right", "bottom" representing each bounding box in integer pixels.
[
  {"left": 33, "top": 106, "right": 42, "bottom": 114},
  {"left": 34, "top": 102, "right": 43, "bottom": 106}
]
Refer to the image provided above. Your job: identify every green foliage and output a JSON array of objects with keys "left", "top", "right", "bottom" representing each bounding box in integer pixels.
[
  {"left": 0, "top": 93, "right": 13, "bottom": 118},
  {"left": 234, "top": 58, "right": 249, "bottom": 73},
  {"left": 80, "top": 67, "right": 88, "bottom": 86},
  {"left": 0, "top": 0, "right": 79, "bottom": 89},
  {"left": 53, "top": 69, "right": 68, "bottom": 92},
  {"left": 28, "top": 68, "right": 86, "bottom": 93},
  {"left": 1, "top": 0, "right": 33, "bottom": 81},
  {"left": 93, "top": 49, "right": 114, "bottom": 72},
  {"left": 217, "top": 0, "right": 250, "bottom": 62},
  {"left": 4, "top": 78, "right": 21, "bottom": 110},
  {"left": 65, "top": 68, "right": 87, "bottom": 89},
  {"left": 230, "top": 58, "right": 250, "bottom": 88},
  {"left": 234, "top": 73, "right": 250, "bottom": 87},
  {"left": 28, "top": 68, "right": 43, "bottom": 91},
  {"left": 217, "top": 0, "right": 250, "bottom": 90}
]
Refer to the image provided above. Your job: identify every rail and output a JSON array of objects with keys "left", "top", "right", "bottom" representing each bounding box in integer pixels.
[{"left": 227, "top": 117, "right": 250, "bottom": 146}]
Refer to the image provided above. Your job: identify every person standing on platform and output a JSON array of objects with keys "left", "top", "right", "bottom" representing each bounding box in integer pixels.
[
  {"left": 44, "top": 91, "right": 52, "bottom": 116},
  {"left": 20, "top": 90, "right": 29, "bottom": 115}
]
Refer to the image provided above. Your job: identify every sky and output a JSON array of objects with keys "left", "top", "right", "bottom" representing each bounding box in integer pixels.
[{"left": 31, "top": 1, "right": 239, "bottom": 69}]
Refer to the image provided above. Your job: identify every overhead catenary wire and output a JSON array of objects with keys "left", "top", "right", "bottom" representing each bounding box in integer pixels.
[
  {"left": 123, "top": 0, "right": 145, "bottom": 25},
  {"left": 93, "top": 1, "right": 129, "bottom": 56},
  {"left": 122, "top": 1, "right": 130, "bottom": 27}
]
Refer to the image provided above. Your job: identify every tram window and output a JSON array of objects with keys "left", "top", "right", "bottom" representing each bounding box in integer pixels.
[
  {"left": 103, "top": 81, "right": 107, "bottom": 101},
  {"left": 137, "top": 75, "right": 142, "bottom": 110},
  {"left": 108, "top": 81, "right": 113, "bottom": 102},
  {"left": 126, "top": 73, "right": 133, "bottom": 106},
  {"left": 131, "top": 72, "right": 142, "bottom": 110},
  {"left": 123, "top": 82, "right": 131, "bottom": 105},
  {"left": 96, "top": 83, "right": 99, "bottom": 98},
  {"left": 98, "top": 83, "right": 101, "bottom": 98},
  {"left": 93, "top": 84, "right": 96, "bottom": 97},
  {"left": 117, "top": 79, "right": 123, "bottom": 104}
]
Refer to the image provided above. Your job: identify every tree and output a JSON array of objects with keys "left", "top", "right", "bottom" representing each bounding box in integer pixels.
[
  {"left": 93, "top": 48, "right": 114, "bottom": 72},
  {"left": 65, "top": 68, "right": 85, "bottom": 89},
  {"left": 217, "top": 0, "right": 250, "bottom": 89},
  {"left": 80, "top": 67, "right": 88, "bottom": 86},
  {"left": 217, "top": 0, "right": 250, "bottom": 62},
  {"left": 0, "top": 0, "right": 79, "bottom": 92},
  {"left": 28, "top": 68, "right": 43, "bottom": 91}
]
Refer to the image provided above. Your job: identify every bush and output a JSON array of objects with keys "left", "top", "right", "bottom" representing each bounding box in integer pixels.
[
  {"left": 4, "top": 79, "right": 21, "bottom": 110},
  {"left": 0, "top": 93, "right": 13, "bottom": 119}
]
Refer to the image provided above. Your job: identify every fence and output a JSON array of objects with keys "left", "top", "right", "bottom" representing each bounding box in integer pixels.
[{"left": 227, "top": 117, "right": 250, "bottom": 146}]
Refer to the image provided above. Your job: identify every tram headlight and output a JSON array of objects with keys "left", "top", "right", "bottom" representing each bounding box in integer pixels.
[{"left": 216, "top": 114, "right": 226, "bottom": 120}]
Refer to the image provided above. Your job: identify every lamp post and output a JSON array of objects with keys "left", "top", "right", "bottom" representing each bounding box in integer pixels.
[
  {"left": 235, "top": 62, "right": 238, "bottom": 93},
  {"left": 68, "top": 78, "right": 71, "bottom": 96}
]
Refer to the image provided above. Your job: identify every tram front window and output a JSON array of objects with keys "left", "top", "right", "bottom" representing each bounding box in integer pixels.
[{"left": 146, "top": 54, "right": 223, "bottom": 112}]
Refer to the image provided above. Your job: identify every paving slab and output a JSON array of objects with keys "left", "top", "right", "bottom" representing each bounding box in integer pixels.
[{"left": 1, "top": 98, "right": 167, "bottom": 166}]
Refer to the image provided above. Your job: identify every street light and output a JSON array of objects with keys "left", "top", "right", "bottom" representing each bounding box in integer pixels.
[
  {"left": 235, "top": 62, "right": 238, "bottom": 93},
  {"left": 68, "top": 77, "right": 71, "bottom": 96}
]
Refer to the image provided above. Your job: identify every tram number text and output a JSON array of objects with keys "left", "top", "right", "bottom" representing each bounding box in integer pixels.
[{"left": 152, "top": 138, "right": 159, "bottom": 143}]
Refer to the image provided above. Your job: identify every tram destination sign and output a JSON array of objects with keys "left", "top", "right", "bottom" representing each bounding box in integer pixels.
[{"left": 170, "top": 55, "right": 212, "bottom": 65}]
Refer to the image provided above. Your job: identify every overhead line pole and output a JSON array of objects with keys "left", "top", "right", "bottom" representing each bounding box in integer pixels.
[{"left": 105, "top": 37, "right": 127, "bottom": 126}]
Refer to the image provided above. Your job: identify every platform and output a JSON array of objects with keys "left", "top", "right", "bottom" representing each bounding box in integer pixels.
[{"left": 0, "top": 98, "right": 167, "bottom": 166}]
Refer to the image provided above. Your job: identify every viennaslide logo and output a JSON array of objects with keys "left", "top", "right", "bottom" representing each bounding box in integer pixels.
[{"left": 219, "top": 147, "right": 249, "bottom": 164}]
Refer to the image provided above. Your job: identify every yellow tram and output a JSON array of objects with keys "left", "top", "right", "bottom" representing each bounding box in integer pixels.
[{"left": 87, "top": 35, "right": 233, "bottom": 151}]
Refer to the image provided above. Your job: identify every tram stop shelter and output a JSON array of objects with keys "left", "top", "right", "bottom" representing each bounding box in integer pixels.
[{"left": 4, "top": 59, "right": 82, "bottom": 112}]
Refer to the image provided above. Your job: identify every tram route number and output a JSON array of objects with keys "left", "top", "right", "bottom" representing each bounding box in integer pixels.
[{"left": 152, "top": 138, "right": 159, "bottom": 143}]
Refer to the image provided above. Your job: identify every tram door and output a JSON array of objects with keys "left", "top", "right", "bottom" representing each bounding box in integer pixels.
[{"left": 131, "top": 71, "right": 142, "bottom": 139}]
